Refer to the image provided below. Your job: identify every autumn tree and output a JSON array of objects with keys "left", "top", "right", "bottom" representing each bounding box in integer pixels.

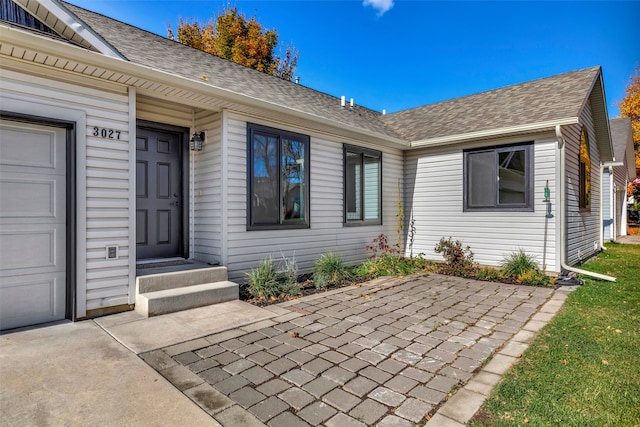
[
  {"left": 618, "top": 66, "right": 640, "bottom": 179},
  {"left": 168, "top": 7, "right": 298, "bottom": 80}
]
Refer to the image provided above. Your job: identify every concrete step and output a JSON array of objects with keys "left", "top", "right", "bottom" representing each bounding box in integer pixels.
[
  {"left": 135, "top": 280, "right": 239, "bottom": 317},
  {"left": 136, "top": 266, "right": 228, "bottom": 294}
]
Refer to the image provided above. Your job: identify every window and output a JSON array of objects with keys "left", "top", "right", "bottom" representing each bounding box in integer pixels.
[
  {"left": 344, "top": 145, "right": 382, "bottom": 224},
  {"left": 464, "top": 143, "right": 533, "bottom": 211},
  {"left": 247, "top": 123, "right": 309, "bottom": 229},
  {"left": 579, "top": 128, "right": 591, "bottom": 210}
]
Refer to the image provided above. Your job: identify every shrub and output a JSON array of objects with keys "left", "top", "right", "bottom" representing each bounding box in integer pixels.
[
  {"left": 501, "top": 249, "right": 539, "bottom": 278},
  {"left": 313, "top": 252, "right": 349, "bottom": 288},
  {"left": 365, "top": 234, "right": 400, "bottom": 258},
  {"left": 355, "top": 252, "right": 415, "bottom": 279},
  {"left": 476, "top": 266, "right": 503, "bottom": 281},
  {"left": 501, "top": 249, "right": 552, "bottom": 286},
  {"left": 246, "top": 258, "right": 280, "bottom": 299},
  {"left": 246, "top": 256, "right": 300, "bottom": 299},
  {"left": 434, "top": 237, "right": 477, "bottom": 275}
]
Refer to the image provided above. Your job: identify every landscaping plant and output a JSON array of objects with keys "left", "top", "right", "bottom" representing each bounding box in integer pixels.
[
  {"left": 501, "top": 249, "right": 552, "bottom": 286},
  {"left": 434, "top": 237, "right": 477, "bottom": 276},
  {"left": 246, "top": 255, "right": 300, "bottom": 299},
  {"left": 312, "top": 252, "right": 350, "bottom": 288}
]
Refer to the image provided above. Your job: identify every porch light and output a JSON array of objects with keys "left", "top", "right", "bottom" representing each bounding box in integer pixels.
[
  {"left": 543, "top": 180, "right": 550, "bottom": 203},
  {"left": 190, "top": 131, "right": 205, "bottom": 151}
]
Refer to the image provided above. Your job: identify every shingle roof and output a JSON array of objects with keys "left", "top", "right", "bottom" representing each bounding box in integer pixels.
[
  {"left": 609, "top": 117, "right": 635, "bottom": 179},
  {"left": 381, "top": 67, "right": 601, "bottom": 142},
  {"left": 57, "top": 2, "right": 604, "bottom": 148},
  {"left": 61, "top": 2, "right": 402, "bottom": 140}
]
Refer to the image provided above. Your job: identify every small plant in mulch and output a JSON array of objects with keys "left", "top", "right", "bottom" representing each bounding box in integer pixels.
[
  {"left": 312, "top": 252, "right": 351, "bottom": 289},
  {"left": 245, "top": 255, "right": 300, "bottom": 301},
  {"left": 500, "top": 248, "right": 553, "bottom": 286},
  {"left": 433, "top": 237, "right": 478, "bottom": 277}
]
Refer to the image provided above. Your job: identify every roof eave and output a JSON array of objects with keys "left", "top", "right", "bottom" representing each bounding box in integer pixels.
[
  {"left": 409, "top": 118, "right": 580, "bottom": 149},
  {"left": 0, "top": 25, "right": 410, "bottom": 148}
]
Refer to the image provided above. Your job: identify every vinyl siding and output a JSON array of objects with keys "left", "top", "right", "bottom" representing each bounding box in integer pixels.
[
  {"left": 192, "top": 110, "right": 223, "bottom": 264},
  {"left": 405, "top": 138, "right": 559, "bottom": 272},
  {"left": 0, "top": 64, "right": 131, "bottom": 312},
  {"left": 564, "top": 99, "right": 601, "bottom": 265},
  {"left": 221, "top": 112, "right": 404, "bottom": 281},
  {"left": 602, "top": 168, "right": 613, "bottom": 240}
]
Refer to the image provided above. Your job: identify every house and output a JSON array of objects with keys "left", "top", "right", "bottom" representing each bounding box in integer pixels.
[
  {"left": 602, "top": 118, "right": 635, "bottom": 240},
  {"left": 0, "top": 0, "right": 614, "bottom": 330}
]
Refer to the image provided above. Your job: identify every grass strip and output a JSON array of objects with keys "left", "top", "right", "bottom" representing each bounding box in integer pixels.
[{"left": 470, "top": 243, "right": 640, "bottom": 427}]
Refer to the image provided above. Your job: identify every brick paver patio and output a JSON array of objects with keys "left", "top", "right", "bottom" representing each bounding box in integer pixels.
[{"left": 141, "top": 273, "right": 554, "bottom": 426}]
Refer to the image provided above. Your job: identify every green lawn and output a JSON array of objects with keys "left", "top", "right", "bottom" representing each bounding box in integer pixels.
[{"left": 469, "top": 243, "right": 640, "bottom": 427}]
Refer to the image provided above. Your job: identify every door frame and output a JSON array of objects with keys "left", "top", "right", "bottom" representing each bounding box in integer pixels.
[
  {"left": 0, "top": 111, "right": 77, "bottom": 322},
  {"left": 135, "top": 120, "right": 190, "bottom": 261}
]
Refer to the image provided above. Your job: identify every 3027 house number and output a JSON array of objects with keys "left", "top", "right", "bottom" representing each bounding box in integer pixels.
[{"left": 92, "top": 127, "right": 121, "bottom": 139}]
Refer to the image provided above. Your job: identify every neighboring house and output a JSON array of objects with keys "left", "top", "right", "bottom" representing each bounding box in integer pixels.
[
  {"left": 0, "top": 0, "right": 614, "bottom": 330},
  {"left": 602, "top": 118, "right": 635, "bottom": 240}
]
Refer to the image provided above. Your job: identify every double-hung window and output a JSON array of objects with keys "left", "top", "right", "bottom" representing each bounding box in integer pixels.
[
  {"left": 344, "top": 145, "right": 382, "bottom": 225},
  {"left": 464, "top": 142, "right": 534, "bottom": 211},
  {"left": 247, "top": 123, "right": 310, "bottom": 229}
]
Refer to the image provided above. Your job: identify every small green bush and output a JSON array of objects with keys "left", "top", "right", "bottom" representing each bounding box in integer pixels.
[
  {"left": 434, "top": 237, "right": 477, "bottom": 275},
  {"left": 500, "top": 249, "right": 552, "bottom": 286},
  {"left": 501, "top": 249, "right": 539, "bottom": 278},
  {"left": 246, "top": 258, "right": 280, "bottom": 298},
  {"left": 355, "top": 253, "right": 416, "bottom": 279},
  {"left": 476, "top": 266, "right": 503, "bottom": 281},
  {"left": 313, "top": 252, "right": 350, "bottom": 288},
  {"left": 246, "top": 256, "right": 300, "bottom": 299}
]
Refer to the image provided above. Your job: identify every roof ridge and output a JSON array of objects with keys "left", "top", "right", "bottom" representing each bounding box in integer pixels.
[
  {"left": 60, "top": 0, "right": 384, "bottom": 117},
  {"left": 387, "top": 66, "right": 601, "bottom": 116}
]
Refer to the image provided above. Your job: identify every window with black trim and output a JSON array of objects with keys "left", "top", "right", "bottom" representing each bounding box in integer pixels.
[
  {"left": 247, "top": 123, "right": 309, "bottom": 229},
  {"left": 579, "top": 128, "right": 591, "bottom": 210},
  {"left": 344, "top": 145, "right": 382, "bottom": 224},
  {"left": 464, "top": 142, "right": 534, "bottom": 211}
]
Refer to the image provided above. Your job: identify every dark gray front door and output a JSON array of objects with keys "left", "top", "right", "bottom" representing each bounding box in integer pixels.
[{"left": 136, "top": 126, "right": 184, "bottom": 260}]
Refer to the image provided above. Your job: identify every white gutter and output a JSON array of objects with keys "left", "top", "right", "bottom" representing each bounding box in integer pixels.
[
  {"left": 410, "top": 118, "right": 579, "bottom": 149},
  {"left": 556, "top": 125, "right": 616, "bottom": 282}
]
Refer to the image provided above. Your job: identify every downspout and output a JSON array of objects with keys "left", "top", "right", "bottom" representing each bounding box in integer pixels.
[{"left": 555, "top": 125, "right": 616, "bottom": 282}]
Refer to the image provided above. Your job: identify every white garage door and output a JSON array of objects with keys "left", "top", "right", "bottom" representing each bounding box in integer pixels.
[{"left": 0, "top": 119, "right": 67, "bottom": 330}]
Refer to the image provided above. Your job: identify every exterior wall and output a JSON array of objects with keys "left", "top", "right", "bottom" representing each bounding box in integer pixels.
[
  {"left": 602, "top": 168, "right": 613, "bottom": 240},
  {"left": 564, "top": 99, "right": 601, "bottom": 265},
  {"left": 612, "top": 163, "right": 629, "bottom": 237},
  {"left": 405, "top": 137, "right": 559, "bottom": 273},
  {"left": 220, "top": 112, "right": 404, "bottom": 281},
  {"left": 192, "top": 110, "right": 223, "bottom": 264},
  {"left": 0, "top": 62, "right": 131, "bottom": 316}
]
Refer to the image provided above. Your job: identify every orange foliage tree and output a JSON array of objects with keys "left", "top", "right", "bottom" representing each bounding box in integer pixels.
[
  {"left": 618, "top": 66, "right": 640, "bottom": 180},
  {"left": 168, "top": 7, "right": 298, "bottom": 80}
]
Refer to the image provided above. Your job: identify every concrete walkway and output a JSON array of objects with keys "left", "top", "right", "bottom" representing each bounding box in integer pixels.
[{"left": 1, "top": 273, "right": 571, "bottom": 426}]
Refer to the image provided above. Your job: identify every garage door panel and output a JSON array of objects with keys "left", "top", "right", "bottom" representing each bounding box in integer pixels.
[
  {"left": 0, "top": 174, "right": 65, "bottom": 221},
  {"left": 0, "top": 126, "right": 62, "bottom": 170},
  {"left": 0, "top": 272, "right": 66, "bottom": 330},
  {"left": 0, "top": 224, "right": 65, "bottom": 274},
  {"left": 0, "top": 120, "right": 67, "bottom": 330}
]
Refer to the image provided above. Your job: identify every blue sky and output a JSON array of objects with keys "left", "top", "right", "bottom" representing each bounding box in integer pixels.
[{"left": 69, "top": 0, "right": 639, "bottom": 117}]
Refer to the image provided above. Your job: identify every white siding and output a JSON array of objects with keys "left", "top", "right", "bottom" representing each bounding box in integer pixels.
[
  {"left": 0, "top": 64, "right": 131, "bottom": 313},
  {"left": 192, "top": 111, "right": 223, "bottom": 264},
  {"left": 405, "top": 138, "right": 559, "bottom": 273},
  {"left": 220, "top": 113, "right": 404, "bottom": 281},
  {"left": 602, "top": 168, "right": 613, "bottom": 240},
  {"left": 564, "top": 100, "right": 601, "bottom": 265}
]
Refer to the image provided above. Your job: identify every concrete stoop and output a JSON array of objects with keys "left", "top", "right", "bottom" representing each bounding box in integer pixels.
[{"left": 135, "top": 266, "right": 239, "bottom": 317}]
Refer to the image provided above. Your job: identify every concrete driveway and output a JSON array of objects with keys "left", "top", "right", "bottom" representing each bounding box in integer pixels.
[{"left": 1, "top": 273, "right": 568, "bottom": 426}]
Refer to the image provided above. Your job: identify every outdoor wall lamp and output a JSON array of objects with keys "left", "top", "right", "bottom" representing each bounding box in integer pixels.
[
  {"left": 190, "top": 131, "right": 205, "bottom": 151},
  {"left": 543, "top": 180, "right": 553, "bottom": 218}
]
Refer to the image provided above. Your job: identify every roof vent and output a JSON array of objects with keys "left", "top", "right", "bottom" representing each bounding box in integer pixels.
[
  {"left": 295, "top": 76, "right": 300, "bottom": 84},
  {"left": 341, "top": 96, "right": 346, "bottom": 108}
]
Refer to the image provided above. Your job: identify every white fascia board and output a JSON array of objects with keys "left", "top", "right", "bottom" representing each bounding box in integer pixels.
[
  {"left": 409, "top": 118, "right": 581, "bottom": 149},
  {"left": 25, "top": 0, "right": 124, "bottom": 59},
  {"left": 0, "top": 24, "right": 409, "bottom": 148}
]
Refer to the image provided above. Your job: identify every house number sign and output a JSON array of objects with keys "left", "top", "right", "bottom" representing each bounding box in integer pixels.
[{"left": 92, "top": 127, "right": 121, "bottom": 139}]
